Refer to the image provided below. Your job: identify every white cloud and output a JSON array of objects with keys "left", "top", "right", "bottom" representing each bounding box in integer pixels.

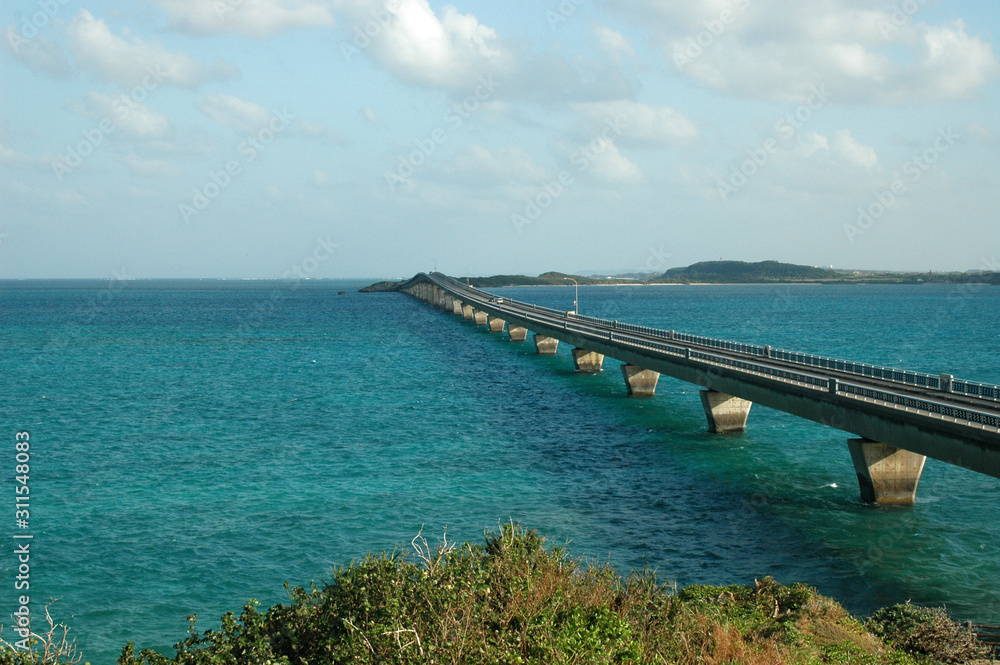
[
  {"left": 593, "top": 24, "right": 635, "bottom": 62},
  {"left": 585, "top": 141, "right": 644, "bottom": 184},
  {"left": 66, "top": 10, "right": 236, "bottom": 88},
  {"left": 2, "top": 27, "right": 73, "bottom": 78},
  {"left": 786, "top": 130, "right": 878, "bottom": 171},
  {"left": 197, "top": 94, "right": 272, "bottom": 133},
  {"left": 334, "top": 0, "right": 633, "bottom": 102},
  {"left": 337, "top": 0, "right": 512, "bottom": 90},
  {"left": 361, "top": 107, "right": 380, "bottom": 126},
  {"left": 0, "top": 143, "right": 40, "bottom": 168},
  {"left": 122, "top": 152, "right": 183, "bottom": 178},
  {"left": 8, "top": 182, "right": 90, "bottom": 206},
  {"left": 154, "top": 0, "right": 335, "bottom": 37},
  {"left": 297, "top": 118, "right": 345, "bottom": 143},
  {"left": 793, "top": 132, "right": 829, "bottom": 158},
  {"left": 312, "top": 169, "right": 331, "bottom": 186},
  {"left": 198, "top": 95, "right": 342, "bottom": 143},
  {"left": 890, "top": 21, "right": 998, "bottom": 102},
  {"left": 831, "top": 130, "right": 878, "bottom": 170},
  {"left": 444, "top": 144, "right": 548, "bottom": 184},
  {"left": 615, "top": 1, "right": 998, "bottom": 103},
  {"left": 965, "top": 124, "right": 996, "bottom": 143},
  {"left": 573, "top": 100, "right": 698, "bottom": 146},
  {"left": 70, "top": 92, "right": 173, "bottom": 140}
]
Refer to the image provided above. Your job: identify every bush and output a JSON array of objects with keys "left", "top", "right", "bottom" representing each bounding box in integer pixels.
[
  {"left": 0, "top": 525, "right": 951, "bottom": 665},
  {"left": 867, "top": 603, "right": 990, "bottom": 664},
  {"left": 0, "top": 603, "right": 82, "bottom": 665}
]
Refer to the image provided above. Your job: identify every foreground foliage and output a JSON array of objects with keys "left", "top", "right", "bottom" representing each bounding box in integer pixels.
[
  {"left": 868, "top": 603, "right": 990, "bottom": 664},
  {"left": 2, "top": 525, "right": 992, "bottom": 664}
]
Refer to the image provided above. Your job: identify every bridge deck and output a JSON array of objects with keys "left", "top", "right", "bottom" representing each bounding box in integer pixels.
[{"left": 403, "top": 273, "right": 1000, "bottom": 484}]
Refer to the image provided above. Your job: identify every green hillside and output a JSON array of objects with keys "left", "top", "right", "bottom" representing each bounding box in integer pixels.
[{"left": 658, "top": 260, "right": 840, "bottom": 283}]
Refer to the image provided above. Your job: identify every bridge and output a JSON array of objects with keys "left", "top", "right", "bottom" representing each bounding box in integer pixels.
[{"left": 396, "top": 273, "right": 1000, "bottom": 506}]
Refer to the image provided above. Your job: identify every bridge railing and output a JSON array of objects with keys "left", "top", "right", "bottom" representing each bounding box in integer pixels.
[
  {"left": 549, "top": 304, "right": 1000, "bottom": 404},
  {"left": 839, "top": 384, "right": 1000, "bottom": 429},
  {"left": 607, "top": 330, "right": 1000, "bottom": 431},
  {"left": 429, "top": 275, "right": 1000, "bottom": 404}
]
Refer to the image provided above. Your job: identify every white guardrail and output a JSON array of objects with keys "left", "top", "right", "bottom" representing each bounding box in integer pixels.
[{"left": 429, "top": 276, "right": 1000, "bottom": 429}]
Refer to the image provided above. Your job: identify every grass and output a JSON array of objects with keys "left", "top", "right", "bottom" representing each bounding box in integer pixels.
[{"left": 1, "top": 524, "right": 992, "bottom": 665}]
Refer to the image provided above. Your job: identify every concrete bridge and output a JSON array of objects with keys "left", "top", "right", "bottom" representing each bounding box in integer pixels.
[{"left": 398, "top": 273, "right": 1000, "bottom": 506}]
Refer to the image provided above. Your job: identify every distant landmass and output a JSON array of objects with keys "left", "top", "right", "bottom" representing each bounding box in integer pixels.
[
  {"left": 464, "top": 271, "right": 623, "bottom": 287},
  {"left": 659, "top": 260, "right": 838, "bottom": 283},
  {"left": 361, "top": 261, "right": 1000, "bottom": 291}
]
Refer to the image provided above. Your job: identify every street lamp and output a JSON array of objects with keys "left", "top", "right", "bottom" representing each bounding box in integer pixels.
[{"left": 563, "top": 277, "right": 578, "bottom": 314}]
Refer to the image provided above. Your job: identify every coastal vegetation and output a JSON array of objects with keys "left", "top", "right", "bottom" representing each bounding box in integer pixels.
[
  {"left": 658, "top": 260, "right": 839, "bottom": 283},
  {"left": 361, "top": 261, "right": 1000, "bottom": 291},
  {"left": 2, "top": 525, "right": 990, "bottom": 665}
]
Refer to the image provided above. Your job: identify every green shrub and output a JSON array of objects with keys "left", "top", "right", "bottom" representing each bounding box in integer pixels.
[
  {"left": 1, "top": 525, "right": 957, "bottom": 665},
  {"left": 867, "top": 603, "right": 990, "bottom": 664}
]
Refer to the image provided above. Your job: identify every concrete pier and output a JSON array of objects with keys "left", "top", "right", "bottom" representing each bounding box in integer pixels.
[
  {"left": 572, "top": 348, "right": 604, "bottom": 372},
  {"left": 393, "top": 273, "right": 1000, "bottom": 508},
  {"left": 534, "top": 334, "right": 559, "bottom": 355},
  {"left": 700, "top": 390, "right": 752, "bottom": 433},
  {"left": 848, "top": 438, "right": 927, "bottom": 505},
  {"left": 621, "top": 365, "right": 660, "bottom": 396}
]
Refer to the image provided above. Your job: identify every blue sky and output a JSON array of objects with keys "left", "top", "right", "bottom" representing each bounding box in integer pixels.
[{"left": 1, "top": 0, "right": 998, "bottom": 278}]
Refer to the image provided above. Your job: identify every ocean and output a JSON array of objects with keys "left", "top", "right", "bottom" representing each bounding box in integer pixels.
[{"left": 1, "top": 279, "right": 998, "bottom": 663}]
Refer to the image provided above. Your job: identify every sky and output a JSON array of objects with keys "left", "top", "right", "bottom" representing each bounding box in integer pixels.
[{"left": 1, "top": 0, "right": 998, "bottom": 279}]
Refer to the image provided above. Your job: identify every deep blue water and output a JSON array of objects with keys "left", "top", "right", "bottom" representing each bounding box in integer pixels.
[{"left": 1, "top": 280, "right": 998, "bottom": 663}]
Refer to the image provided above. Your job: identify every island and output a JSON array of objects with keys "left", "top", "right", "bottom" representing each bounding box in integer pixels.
[{"left": 362, "top": 260, "right": 1000, "bottom": 291}]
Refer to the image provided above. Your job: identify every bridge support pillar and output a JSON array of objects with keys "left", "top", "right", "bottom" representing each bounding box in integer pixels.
[
  {"left": 462, "top": 304, "right": 475, "bottom": 320},
  {"left": 473, "top": 310, "right": 488, "bottom": 325},
  {"left": 847, "top": 439, "right": 926, "bottom": 506},
  {"left": 534, "top": 334, "right": 559, "bottom": 355},
  {"left": 700, "top": 390, "right": 752, "bottom": 433},
  {"left": 488, "top": 316, "right": 505, "bottom": 333},
  {"left": 572, "top": 348, "right": 604, "bottom": 372},
  {"left": 452, "top": 299, "right": 464, "bottom": 315},
  {"left": 621, "top": 365, "right": 659, "bottom": 396},
  {"left": 508, "top": 326, "right": 528, "bottom": 342}
]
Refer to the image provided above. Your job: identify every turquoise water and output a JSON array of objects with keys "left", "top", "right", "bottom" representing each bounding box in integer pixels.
[{"left": 1, "top": 280, "right": 999, "bottom": 663}]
